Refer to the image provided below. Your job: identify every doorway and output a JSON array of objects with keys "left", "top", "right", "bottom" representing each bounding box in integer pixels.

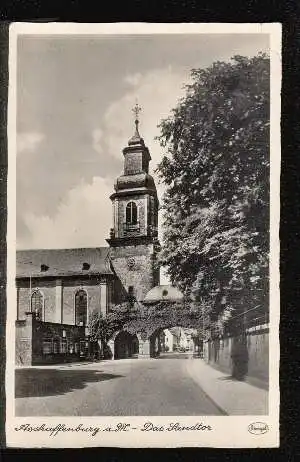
[{"left": 114, "top": 331, "right": 139, "bottom": 359}]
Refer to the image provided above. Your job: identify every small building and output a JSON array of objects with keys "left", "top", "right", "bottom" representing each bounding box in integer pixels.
[{"left": 15, "top": 248, "right": 114, "bottom": 365}]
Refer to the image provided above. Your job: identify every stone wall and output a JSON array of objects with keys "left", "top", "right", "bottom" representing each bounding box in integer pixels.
[
  {"left": 32, "top": 320, "right": 86, "bottom": 364},
  {"left": 15, "top": 312, "right": 34, "bottom": 366},
  {"left": 16, "top": 276, "right": 110, "bottom": 325},
  {"left": 247, "top": 330, "right": 269, "bottom": 381},
  {"left": 17, "top": 279, "right": 56, "bottom": 322},
  {"left": 15, "top": 312, "right": 87, "bottom": 366},
  {"left": 62, "top": 278, "right": 103, "bottom": 324},
  {"left": 110, "top": 243, "right": 156, "bottom": 302},
  {"left": 204, "top": 328, "right": 269, "bottom": 384}
]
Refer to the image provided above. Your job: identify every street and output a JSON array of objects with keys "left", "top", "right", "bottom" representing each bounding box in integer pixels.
[{"left": 15, "top": 356, "right": 224, "bottom": 416}]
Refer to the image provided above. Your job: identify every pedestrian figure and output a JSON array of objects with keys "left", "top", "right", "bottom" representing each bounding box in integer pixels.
[{"left": 231, "top": 334, "right": 249, "bottom": 381}]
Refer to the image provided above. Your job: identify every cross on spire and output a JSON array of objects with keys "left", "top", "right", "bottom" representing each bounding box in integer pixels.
[
  {"left": 128, "top": 99, "right": 144, "bottom": 145},
  {"left": 132, "top": 100, "right": 142, "bottom": 123}
]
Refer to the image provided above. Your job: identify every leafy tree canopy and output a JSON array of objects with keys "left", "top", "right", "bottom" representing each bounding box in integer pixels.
[
  {"left": 123, "top": 299, "right": 207, "bottom": 337},
  {"left": 88, "top": 302, "right": 137, "bottom": 342},
  {"left": 156, "top": 54, "right": 270, "bottom": 327}
]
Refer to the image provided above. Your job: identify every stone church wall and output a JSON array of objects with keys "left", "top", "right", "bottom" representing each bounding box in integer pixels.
[
  {"left": 62, "top": 278, "right": 103, "bottom": 324},
  {"left": 16, "top": 276, "right": 110, "bottom": 326},
  {"left": 110, "top": 243, "right": 156, "bottom": 302},
  {"left": 17, "top": 279, "right": 56, "bottom": 322}
]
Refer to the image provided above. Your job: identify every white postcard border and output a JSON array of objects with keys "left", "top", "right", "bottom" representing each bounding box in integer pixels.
[{"left": 6, "top": 22, "right": 281, "bottom": 448}]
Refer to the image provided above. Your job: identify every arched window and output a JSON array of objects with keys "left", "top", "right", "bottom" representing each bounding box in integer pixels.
[
  {"left": 31, "top": 290, "right": 43, "bottom": 320},
  {"left": 126, "top": 201, "right": 137, "bottom": 225},
  {"left": 75, "top": 289, "right": 88, "bottom": 326}
]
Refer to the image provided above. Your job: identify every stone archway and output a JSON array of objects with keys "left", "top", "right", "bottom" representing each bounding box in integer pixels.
[{"left": 114, "top": 331, "right": 139, "bottom": 360}]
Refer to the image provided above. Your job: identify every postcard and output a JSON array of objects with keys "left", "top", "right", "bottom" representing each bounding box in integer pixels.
[{"left": 6, "top": 22, "right": 281, "bottom": 448}]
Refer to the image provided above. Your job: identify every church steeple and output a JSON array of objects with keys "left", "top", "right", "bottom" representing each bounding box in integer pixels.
[
  {"left": 121, "top": 101, "right": 151, "bottom": 176},
  {"left": 107, "top": 102, "right": 159, "bottom": 243},
  {"left": 107, "top": 103, "right": 160, "bottom": 302}
]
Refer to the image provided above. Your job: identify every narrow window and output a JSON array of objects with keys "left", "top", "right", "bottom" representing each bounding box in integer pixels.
[
  {"left": 75, "top": 289, "right": 88, "bottom": 326},
  {"left": 31, "top": 289, "right": 43, "bottom": 320},
  {"left": 126, "top": 201, "right": 137, "bottom": 225},
  {"left": 60, "top": 338, "right": 68, "bottom": 354},
  {"left": 42, "top": 339, "right": 52, "bottom": 355},
  {"left": 128, "top": 286, "right": 135, "bottom": 306},
  {"left": 53, "top": 340, "right": 60, "bottom": 354}
]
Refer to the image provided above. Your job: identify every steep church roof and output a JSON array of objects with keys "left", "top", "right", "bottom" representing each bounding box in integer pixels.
[{"left": 16, "top": 247, "right": 113, "bottom": 278}]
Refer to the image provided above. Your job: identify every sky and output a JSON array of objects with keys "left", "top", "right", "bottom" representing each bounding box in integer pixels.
[{"left": 16, "top": 33, "right": 269, "bottom": 258}]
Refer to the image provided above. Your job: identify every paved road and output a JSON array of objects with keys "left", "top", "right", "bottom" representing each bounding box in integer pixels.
[{"left": 15, "top": 358, "right": 223, "bottom": 416}]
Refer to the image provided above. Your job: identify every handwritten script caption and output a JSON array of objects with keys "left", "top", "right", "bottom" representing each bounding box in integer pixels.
[{"left": 15, "top": 422, "right": 212, "bottom": 437}]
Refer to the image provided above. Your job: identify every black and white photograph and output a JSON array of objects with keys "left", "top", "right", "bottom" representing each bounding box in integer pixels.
[{"left": 6, "top": 23, "right": 281, "bottom": 448}]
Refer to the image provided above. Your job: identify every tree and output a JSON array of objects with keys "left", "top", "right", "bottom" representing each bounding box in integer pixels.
[
  {"left": 88, "top": 311, "right": 113, "bottom": 358},
  {"left": 156, "top": 54, "right": 270, "bottom": 332},
  {"left": 89, "top": 312, "right": 115, "bottom": 344},
  {"left": 88, "top": 301, "right": 140, "bottom": 355}
]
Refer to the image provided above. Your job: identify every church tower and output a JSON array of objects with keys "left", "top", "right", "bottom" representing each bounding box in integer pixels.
[{"left": 107, "top": 103, "right": 160, "bottom": 303}]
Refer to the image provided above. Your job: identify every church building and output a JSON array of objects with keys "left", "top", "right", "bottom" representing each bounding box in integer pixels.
[{"left": 15, "top": 106, "right": 165, "bottom": 366}]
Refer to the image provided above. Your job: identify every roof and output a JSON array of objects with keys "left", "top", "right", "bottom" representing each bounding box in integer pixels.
[
  {"left": 143, "top": 284, "right": 184, "bottom": 304},
  {"left": 16, "top": 247, "right": 113, "bottom": 278},
  {"left": 114, "top": 173, "right": 156, "bottom": 193}
]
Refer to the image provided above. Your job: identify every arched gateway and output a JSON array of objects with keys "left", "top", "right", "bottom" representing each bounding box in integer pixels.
[
  {"left": 107, "top": 284, "right": 196, "bottom": 360},
  {"left": 114, "top": 331, "right": 139, "bottom": 359}
]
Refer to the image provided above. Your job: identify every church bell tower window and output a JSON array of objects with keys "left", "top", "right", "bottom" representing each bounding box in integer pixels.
[
  {"left": 125, "top": 201, "right": 139, "bottom": 233},
  {"left": 126, "top": 201, "right": 137, "bottom": 225}
]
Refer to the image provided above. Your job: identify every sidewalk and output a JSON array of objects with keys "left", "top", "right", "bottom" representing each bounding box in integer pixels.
[{"left": 186, "top": 358, "right": 268, "bottom": 415}]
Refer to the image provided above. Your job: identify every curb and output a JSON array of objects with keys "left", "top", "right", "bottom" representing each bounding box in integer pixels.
[
  {"left": 185, "top": 359, "right": 228, "bottom": 416},
  {"left": 186, "top": 358, "right": 268, "bottom": 416}
]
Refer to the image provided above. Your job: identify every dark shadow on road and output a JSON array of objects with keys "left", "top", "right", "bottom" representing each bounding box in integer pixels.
[
  {"left": 15, "top": 368, "right": 124, "bottom": 398},
  {"left": 217, "top": 374, "right": 269, "bottom": 390},
  {"left": 208, "top": 362, "right": 269, "bottom": 391},
  {"left": 218, "top": 375, "right": 237, "bottom": 381},
  {"left": 218, "top": 375, "right": 252, "bottom": 383}
]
